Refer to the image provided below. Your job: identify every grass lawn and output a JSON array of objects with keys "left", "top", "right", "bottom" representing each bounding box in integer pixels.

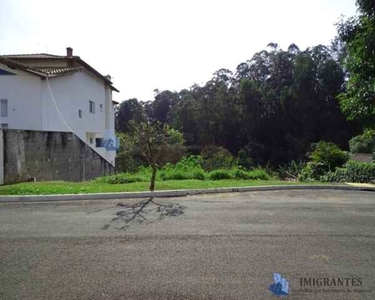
[{"left": 0, "top": 179, "right": 317, "bottom": 196}]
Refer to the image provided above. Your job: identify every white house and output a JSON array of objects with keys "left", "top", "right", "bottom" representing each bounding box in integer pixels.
[{"left": 0, "top": 47, "right": 118, "bottom": 166}]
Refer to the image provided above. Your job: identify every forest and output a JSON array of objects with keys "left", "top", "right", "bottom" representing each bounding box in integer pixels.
[{"left": 113, "top": 0, "right": 375, "bottom": 186}]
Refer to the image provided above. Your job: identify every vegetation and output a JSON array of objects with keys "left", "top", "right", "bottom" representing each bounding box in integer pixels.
[
  {"left": 349, "top": 130, "right": 375, "bottom": 154},
  {"left": 114, "top": 0, "right": 375, "bottom": 179},
  {"left": 336, "top": 0, "right": 375, "bottom": 127},
  {"left": 300, "top": 141, "right": 349, "bottom": 181},
  {"left": 128, "top": 119, "right": 186, "bottom": 191},
  {"left": 321, "top": 161, "right": 375, "bottom": 183},
  {"left": 109, "top": 1, "right": 375, "bottom": 186},
  {"left": 277, "top": 160, "right": 305, "bottom": 180},
  {"left": 116, "top": 44, "right": 359, "bottom": 169},
  {"left": 0, "top": 180, "right": 310, "bottom": 196}
]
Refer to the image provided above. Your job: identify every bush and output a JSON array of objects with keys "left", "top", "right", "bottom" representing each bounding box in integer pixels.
[
  {"left": 233, "top": 169, "right": 270, "bottom": 180},
  {"left": 190, "top": 169, "right": 207, "bottom": 180},
  {"left": 201, "top": 146, "right": 235, "bottom": 171},
  {"left": 237, "top": 149, "right": 254, "bottom": 170},
  {"left": 209, "top": 170, "right": 234, "bottom": 180},
  {"left": 174, "top": 155, "right": 204, "bottom": 171},
  {"left": 277, "top": 160, "right": 305, "bottom": 180},
  {"left": 349, "top": 130, "right": 375, "bottom": 154},
  {"left": 233, "top": 169, "right": 251, "bottom": 179},
  {"left": 159, "top": 170, "right": 189, "bottom": 181},
  {"left": 158, "top": 156, "right": 207, "bottom": 181},
  {"left": 115, "top": 132, "right": 144, "bottom": 173},
  {"left": 94, "top": 173, "right": 146, "bottom": 184},
  {"left": 247, "top": 169, "right": 270, "bottom": 180},
  {"left": 300, "top": 141, "right": 349, "bottom": 181},
  {"left": 321, "top": 161, "right": 375, "bottom": 183}
]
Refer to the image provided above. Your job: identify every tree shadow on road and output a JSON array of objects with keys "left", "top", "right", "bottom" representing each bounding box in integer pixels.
[{"left": 100, "top": 197, "right": 185, "bottom": 230}]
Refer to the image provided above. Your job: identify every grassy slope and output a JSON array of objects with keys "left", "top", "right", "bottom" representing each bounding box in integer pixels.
[{"left": 0, "top": 180, "right": 314, "bottom": 195}]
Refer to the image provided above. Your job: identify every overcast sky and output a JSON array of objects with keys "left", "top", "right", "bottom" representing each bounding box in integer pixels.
[{"left": 0, "top": 0, "right": 357, "bottom": 101}]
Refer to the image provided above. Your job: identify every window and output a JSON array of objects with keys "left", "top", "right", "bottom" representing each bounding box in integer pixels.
[
  {"left": 89, "top": 101, "right": 95, "bottom": 114},
  {"left": 0, "top": 99, "right": 8, "bottom": 117},
  {"left": 95, "top": 138, "right": 104, "bottom": 148},
  {"left": 89, "top": 137, "right": 93, "bottom": 144},
  {"left": 78, "top": 109, "right": 82, "bottom": 118},
  {"left": 1, "top": 123, "right": 8, "bottom": 129},
  {"left": 100, "top": 104, "right": 103, "bottom": 111}
]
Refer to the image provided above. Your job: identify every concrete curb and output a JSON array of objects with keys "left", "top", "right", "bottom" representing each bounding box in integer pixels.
[{"left": 0, "top": 184, "right": 374, "bottom": 203}]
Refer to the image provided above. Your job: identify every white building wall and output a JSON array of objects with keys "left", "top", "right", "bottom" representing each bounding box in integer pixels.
[
  {"left": 42, "top": 70, "right": 106, "bottom": 134},
  {"left": 0, "top": 64, "right": 43, "bottom": 130},
  {"left": 41, "top": 69, "right": 116, "bottom": 165},
  {"left": 0, "top": 64, "right": 116, "bottom": 166}
]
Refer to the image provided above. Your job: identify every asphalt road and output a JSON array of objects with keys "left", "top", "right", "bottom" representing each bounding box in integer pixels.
[{"left": 0, "top": 190, "right": 374, "bottom": 300}]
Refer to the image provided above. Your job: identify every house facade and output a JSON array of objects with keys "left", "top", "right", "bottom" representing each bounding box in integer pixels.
[{"left": 0, "top": 47, "right": 118, "bottom": 166}]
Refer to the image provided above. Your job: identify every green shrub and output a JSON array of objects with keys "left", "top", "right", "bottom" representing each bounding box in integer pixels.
[
  {"left": 237, "top": 149, "right": 254, "bottom": 170},
  {"left": 174, "top": 155, "right": 204, "bottom": 171},
  {"left": 201, "top": 146, "right": 235, "bottom": 171},
  {"left": 159, "top": 170, "right": 189, "bottom": 181},
  {"left": 349, "top": 130, "right": 375, "bottom": 154},
  {"left": 247, "top": 169, "right": 270, "bottom": 180},
  {"left": 158, "top": 155, "right": 207, "bottom": 181},
  {"left": 209, "top": 169, "right": 234, "bottom": 180},
  {"left": 300, "top": 141, "right": 349, "bottom": 181},
  {"left": 94, "top": 173, "right": 146, "bottom": 184},
  {"left": 115, "top": 133, "right": 145, "bottom": 173},
  {"left": 190, "top": 169, "right": 207, "bottom": 180},
  {"left": 321, "top": 161, "right": 375, "bottom": 183},
  {"left": 277, "top": 160, "right": 305, "bottom": 180},
  {"left": 233, "top": 169, "right": 251, "bottom": 179},
  {"left": 233, "top": 169, "right": 270, "bottom": 180}
]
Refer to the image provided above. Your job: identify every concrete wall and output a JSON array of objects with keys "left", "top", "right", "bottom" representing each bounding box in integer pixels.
[{"left": 1, "top": 129, "right": 115, "bottom": 185}]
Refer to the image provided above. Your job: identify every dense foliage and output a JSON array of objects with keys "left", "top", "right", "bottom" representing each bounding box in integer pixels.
[
  {"left": 116, "top": 44, "right": 359, "bottom": 168},
  {"left": 99, "top": 155, "right": 271, "bottom": 184},
  {"left": 321, "top": 161, "right": 375, "bottom": 183},
  {"left": 336, "top": 0, "right": 375, "bottom": 126},
  {"left": 299, "top": 141, "right": 349, "bottom": 181},
  {"left": 349, "top": 130, "right": 375, "bottom": 154},
  {"left": 113, "top": 1, "right": 375, "bottom": 184}
]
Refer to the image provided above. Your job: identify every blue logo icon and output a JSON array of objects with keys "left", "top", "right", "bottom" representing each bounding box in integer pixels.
[
  {"left": 103, "top": 131, "right": 120, "bottom": 151},
  {"left": 269, "top": 273, "right": 289, "bottom": 296}
]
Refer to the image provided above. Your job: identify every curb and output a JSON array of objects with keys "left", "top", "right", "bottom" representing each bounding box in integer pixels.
[{"left": 0, "top": 185, "right": 374, "bottom": 203}]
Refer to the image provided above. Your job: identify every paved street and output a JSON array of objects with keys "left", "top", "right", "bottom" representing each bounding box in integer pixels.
[{"left": 0, "top": 190, "right": 374, "bottom": 299}]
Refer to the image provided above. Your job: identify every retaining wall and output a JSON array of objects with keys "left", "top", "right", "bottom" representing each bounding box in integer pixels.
[{"left": 0, "top": 129, "right": 115, "bottom": 184}]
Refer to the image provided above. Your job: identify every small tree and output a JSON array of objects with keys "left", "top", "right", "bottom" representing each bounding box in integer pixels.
[
  {"left": 300, "top": 141, "right": 349, "bottom": 181},
  {"left": 129, "top": 121, "right": 185, "bottom": 191}
]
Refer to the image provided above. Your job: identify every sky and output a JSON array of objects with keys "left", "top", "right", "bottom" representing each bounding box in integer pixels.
[{"left": 0, "top": 0, "right": 358, "bottom": 102}]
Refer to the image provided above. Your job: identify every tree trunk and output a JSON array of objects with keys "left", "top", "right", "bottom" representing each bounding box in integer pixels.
[{"left": 149, "top": 165, "right": 157, "bottom": 191}]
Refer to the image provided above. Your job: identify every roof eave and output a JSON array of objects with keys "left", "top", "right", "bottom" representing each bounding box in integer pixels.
[
  {"left": 76, "top": 58, "right": 119, "bottom": 92},
  {"left": 110, "top": 86, "right": 120, "bottom": 93}
]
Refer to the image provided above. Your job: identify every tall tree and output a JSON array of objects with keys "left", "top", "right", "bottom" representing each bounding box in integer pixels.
[
  {"left": 336, "top": 0, "right": 375, "bottom": 127},
  {"left": 115, "top": 98, "right": 144, "bottom": 133}
]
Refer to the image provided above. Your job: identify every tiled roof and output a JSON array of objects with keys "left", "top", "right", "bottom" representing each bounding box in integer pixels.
[
  {"left": 33, "top": 66, "right": 84, "bottom": 75},
  {"left": 2, "top": 54, "right": 79, "bottom": 59},
  {"left": 0, "top": 52, "right": 119, "bottom": 92},
  {"left": 0, "top": 57, "right": 83, "bottom": 77}
]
